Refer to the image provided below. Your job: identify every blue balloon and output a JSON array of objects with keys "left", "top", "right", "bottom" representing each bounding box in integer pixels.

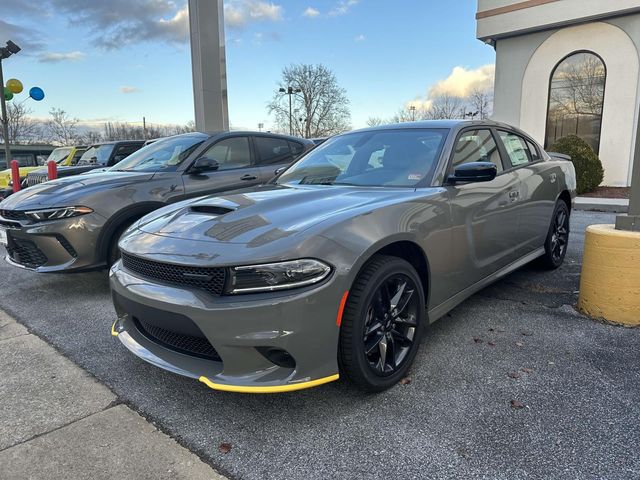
[{"left": 29, "top": 87, "right": 45, "bottom": 101}]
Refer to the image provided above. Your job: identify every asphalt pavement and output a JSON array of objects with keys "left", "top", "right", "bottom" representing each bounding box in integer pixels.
[{"left": 1, "top": 211, "right": 638, "bottom": 480}]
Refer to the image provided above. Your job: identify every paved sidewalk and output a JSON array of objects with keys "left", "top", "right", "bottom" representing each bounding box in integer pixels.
[
  {"left": 0, "top": 310, "right": 225, "bottom": 480},
  {"left": 575, "top": 196, "right": 629, "bottom": 213}
]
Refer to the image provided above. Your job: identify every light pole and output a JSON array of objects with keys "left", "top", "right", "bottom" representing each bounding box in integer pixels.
[
  {"left": 409, "top": 105, "right": 416, "bottom": 122},
  {"left": 279, "top": 86, "right": 301, "bottom": 135},
  {"left": 0, "top": 40, "right": 21, "bottom": 165}
]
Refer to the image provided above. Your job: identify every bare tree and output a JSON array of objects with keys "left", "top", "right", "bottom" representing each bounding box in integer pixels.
[
  {"left": 46, "top": 108, "right": 79, "bottom": 145},
  {"left": 466, "top": 88, "right": 493, "bottom": 120},
  {"left": 366, "top": 117, "right": 385, "bottom": 127},
  {"left": 78, "top": 129, "right": 103, "bottom": 145},
  {"left": 426, "top": 94, "right": 464, "bottom": 120},
  {"left": 0, "top": 103, "right": 42, "bottom": 144},
  {"left": 267, "top": 64, "right": 351, "bottom": 138}
]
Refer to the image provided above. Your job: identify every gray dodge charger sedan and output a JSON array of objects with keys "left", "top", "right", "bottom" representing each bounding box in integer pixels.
[
  {"left": 110, "top": 120, "right": 577, "bottom": 393},
  {"left": 0, "top": 132, "right": 312, "bottom": 272}
]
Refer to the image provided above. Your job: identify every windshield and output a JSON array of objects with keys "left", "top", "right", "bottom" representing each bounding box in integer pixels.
[
  {"left": 48, "top": 147, "right": 72, "bottom": 164},
  {"left": 110, "top": 133, "right": 207, "bottom": 172},
  {"left": 78, "top": 144, "right": 115, "bottom": 165},
  {"left": 276, "top": 128, "right": 448, "bottom": 187}
]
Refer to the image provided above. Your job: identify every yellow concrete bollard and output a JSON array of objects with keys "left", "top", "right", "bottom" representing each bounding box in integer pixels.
[{"left": 578, "top": 224, "right": 640, "bottom": 326}]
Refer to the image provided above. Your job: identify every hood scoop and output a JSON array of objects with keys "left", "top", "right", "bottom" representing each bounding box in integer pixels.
[{"left": 189, "top": 205, "right": 235, "bottom": 216}]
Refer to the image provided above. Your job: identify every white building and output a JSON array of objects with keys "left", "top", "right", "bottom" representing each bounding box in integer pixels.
[{"left": 477, "top": 0, "right": 640, "bottom": 186}]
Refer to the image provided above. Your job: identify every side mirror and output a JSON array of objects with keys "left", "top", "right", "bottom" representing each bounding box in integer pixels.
[
  {"left": 274, "top": 166, "right": 287, "bottom": 176},
  {"left": 448, "top": 162, "right": 497, "bottom": 184},
  {"left": 191, "top": 157, "right": 219, "bottom": 173}
]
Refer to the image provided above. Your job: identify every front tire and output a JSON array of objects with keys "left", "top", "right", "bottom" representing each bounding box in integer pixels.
[
  {"left": 538, "top": 200, "right": 570, "bottom": 269},
  {"left": 338, "top": 255, "right": 425, "bottom": 392}
]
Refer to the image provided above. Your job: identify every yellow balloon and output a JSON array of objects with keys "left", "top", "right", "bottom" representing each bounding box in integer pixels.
[{"left": 6, "top": 78, "right": 23, "bottom": 94}]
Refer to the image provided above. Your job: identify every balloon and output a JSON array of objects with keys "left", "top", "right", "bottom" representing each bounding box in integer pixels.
[
  {"left": 3, "top": 88, "right": 13, "bottom": 101},
  {"left": 6, "top": 78, "right": 23, "bottom": 94},
  {"left": 29, "top": 86, "right": 45, "bottom": 101}
]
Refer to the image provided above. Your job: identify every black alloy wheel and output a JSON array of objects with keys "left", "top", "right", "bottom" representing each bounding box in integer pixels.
[
  {"left": 339, "top": 254, "right": 425, "bottom": 392},
  {"left": 363, "top": 274, "right": 419, "bottom": 375},
  {"left": 539, "top": 200, "right": 570, "bottom": 269}
]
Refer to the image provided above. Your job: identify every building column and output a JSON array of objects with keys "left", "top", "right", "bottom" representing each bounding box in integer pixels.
[
  {"left": 615, "top": 102, "right": 640, "bottom": 231},
  {"left": 188, "top": 0, "right": 229, "bottom": 132}
]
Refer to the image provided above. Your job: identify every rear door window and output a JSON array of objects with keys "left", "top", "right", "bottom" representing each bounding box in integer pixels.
[
  {"left": 498, "top": 131, "right": 532, "bottom": 168},
  {"left": 201, "top": 136, "right": 252, "bottom": 170},
  {"left": 255, "top": 136, "right": 293, "bottom": 165}
]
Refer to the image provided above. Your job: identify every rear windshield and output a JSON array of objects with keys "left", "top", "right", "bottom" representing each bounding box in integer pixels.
[{"left": 277, "top": 129, "right": 448, "bottom": 187}]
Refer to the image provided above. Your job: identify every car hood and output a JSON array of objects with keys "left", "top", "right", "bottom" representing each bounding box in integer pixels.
[
  {"left": 0, "top": 171, "right": 156, "bottom": 209},
  {"left": 135, "top": 184, "right": 424, "bottom": 245}
]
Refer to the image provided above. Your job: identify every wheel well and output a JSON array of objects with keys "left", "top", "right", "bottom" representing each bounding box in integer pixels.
[
  {"left": 375, "top": 241, "right": 430, "bottom": 306},
  {"left": 98, "top": 203, "right": 163, "bottom": 261},
  {"left": 558, "top": 190, "right": 571, "bottom": 212}
]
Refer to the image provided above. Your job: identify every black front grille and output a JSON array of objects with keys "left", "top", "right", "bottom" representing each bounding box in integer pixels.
[
  {"left": 121, "top": 252, "right": 227, "bottom": 295},
  {"left": 6, "top": 238, "right": 48, "bottom": 268},
  {"left": 0, "top": 209, "right": 28, "bottom": 221},
  {"left": 26, "top": 173, "right": 48, "bottom": 187},
  {"left": 135, "top": 317, "right": 221, "bottom": 361}
]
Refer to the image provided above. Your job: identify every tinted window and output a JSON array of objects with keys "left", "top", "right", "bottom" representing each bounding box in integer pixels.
[
  {"left": 202, "top": 137, "right": 251, "bottom": 170},
  {"left": 71, "top": 149, "right": 86, "bottom": 165},
  {"left": 452, "top": 129, "right": 502, "bottom": 172},
  {"left": 498, "top": 131, "right": 531, "bottom": 168},
  {"left": 255, "top": 137, "right": 293, "bottom": 165},
  {"left": 111, "top": 134, "right": 207, "bottom": 172},
  {"left": 526, "top": 140, "right": 541, "bottom": 161},
  {"left": 289, "top": 141, "right": 305, "bottom": 157},
  {"left": 277, "top": 129, "right": 448, "bottom": 187}
]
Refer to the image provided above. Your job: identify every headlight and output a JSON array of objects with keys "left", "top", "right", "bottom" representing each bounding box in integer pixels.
[
  {"left": 227, "top": 259, "right": 331, "bottom": 294},
  {"left": 25, "top": 206, "right": 93, "bottom": 222}
]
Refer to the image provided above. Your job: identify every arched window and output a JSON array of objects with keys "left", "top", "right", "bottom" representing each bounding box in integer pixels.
[{"left": 545, "top": 51, "right": 606, "bottom": 153}]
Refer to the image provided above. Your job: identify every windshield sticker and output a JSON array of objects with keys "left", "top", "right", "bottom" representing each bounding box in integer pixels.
[{"left": 408, "top": 173, "right": 422, "bottom": 181}]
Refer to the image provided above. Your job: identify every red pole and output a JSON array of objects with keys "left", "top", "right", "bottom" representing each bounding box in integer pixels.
[
  {"left": 10, "top": 160, "right": 21, "bottom": 193},
  {"left": 47, "top": 160, "right": 58, "bottom": 180}
]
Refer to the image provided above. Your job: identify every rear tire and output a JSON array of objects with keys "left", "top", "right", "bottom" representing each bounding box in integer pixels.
[
  {"left": 338, "top": 255, "right": 425, "bottom": 392},
  {"left": 538, "top": 200, "right": 570, "bottom": 270}
]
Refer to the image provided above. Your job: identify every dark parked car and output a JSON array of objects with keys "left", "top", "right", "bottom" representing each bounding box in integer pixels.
[
  {"left": 25, "top": 141, "right": 145, "bottom": 187},
  {"left": 109, "top": 120, "right": 577, "bottom": 393},
  {"left": 0, "top": 132, "right": 313, "bottom": 272}
]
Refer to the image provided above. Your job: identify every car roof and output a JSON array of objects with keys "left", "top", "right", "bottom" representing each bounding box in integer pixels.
[
  {"left": 202, "top": 131, "right": 314, "bottom": 144},
  {"left": 348, "top": 119, "right": 520, "bottom": 133}
]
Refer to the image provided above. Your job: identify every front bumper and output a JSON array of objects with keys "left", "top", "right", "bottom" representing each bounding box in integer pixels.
[
  {"left": 0, "top": 212, "right": 106, "bottom": 272},
  {"left": 110, "top": 260, "right": 346, "bottom": 393}
]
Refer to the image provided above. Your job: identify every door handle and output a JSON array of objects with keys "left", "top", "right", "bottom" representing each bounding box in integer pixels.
[{"left": 241, "top": 174, "right": 258, "bottom": 181}]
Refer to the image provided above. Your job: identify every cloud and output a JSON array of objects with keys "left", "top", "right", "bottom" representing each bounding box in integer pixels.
[
  {"left": 38, "top": 51, "right": 85, "bottom": 63},
  {"left": 409, "top": 64, "right": 495, "bottom": 110},
  {"left": 5, "top": 0, "right": 284, "bottom": 50},
  {"left": 354, "top": 34, "right": 365, "bottom": 42},
  {"left": 303, "top": 7, "right": 320, "bottom": 18},
  {"left": 428, "top": 64, "right": 495, "bottom": 98},
  {"left": 225, "top": 1, "right": 283, "bottom": 28},
  {"left": 329, "top": 0, "right": 359, "bottom": 16},
  {"left": 120, "top": 86, "right": 140, "bottom": 94},
  {"left": 0, "top": 19, "right": 46, "bottom": 51}
]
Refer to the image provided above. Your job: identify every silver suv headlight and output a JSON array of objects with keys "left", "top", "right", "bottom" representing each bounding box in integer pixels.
[
  {"left": 227, "top": 259, "right": 331, "bottom": 294},
  {"left": 25, "top": 206, "right": 93, "bottom": 222}
]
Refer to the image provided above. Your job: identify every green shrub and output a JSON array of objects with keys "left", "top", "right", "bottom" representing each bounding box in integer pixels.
[{"left": 549, "top": 135, "right": 604, "bottom": 195}]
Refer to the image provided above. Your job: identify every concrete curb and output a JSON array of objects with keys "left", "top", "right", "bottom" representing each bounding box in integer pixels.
[
  {"left": 575, "top": 197, "right": 629, "bottom": 213},
  {"left": 0, "top": 310, "right": 227, "bottom": 480}
]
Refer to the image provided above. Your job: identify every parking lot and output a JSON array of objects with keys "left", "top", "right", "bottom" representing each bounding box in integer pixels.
[{"left": 1, "top": 210, "right": 638, "bottom": 480}]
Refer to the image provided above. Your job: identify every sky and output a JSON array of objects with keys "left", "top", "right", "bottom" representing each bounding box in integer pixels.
[{"left": 1, "top": 0, "right": 495, "bottom": 131}]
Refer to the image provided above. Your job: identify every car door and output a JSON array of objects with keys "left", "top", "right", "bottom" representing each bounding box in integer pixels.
[
  {"left": 182, "top": 135, "right": 262, "bottom": 198},
  {"left": 496, "top": 130, "right": 557, "bottom": 255},
  {"left": 252, "top": 135, "right": 299, "bottom": 181},
  {"left": 444, "top": 127, "right": 522, "bottom": 288}
]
